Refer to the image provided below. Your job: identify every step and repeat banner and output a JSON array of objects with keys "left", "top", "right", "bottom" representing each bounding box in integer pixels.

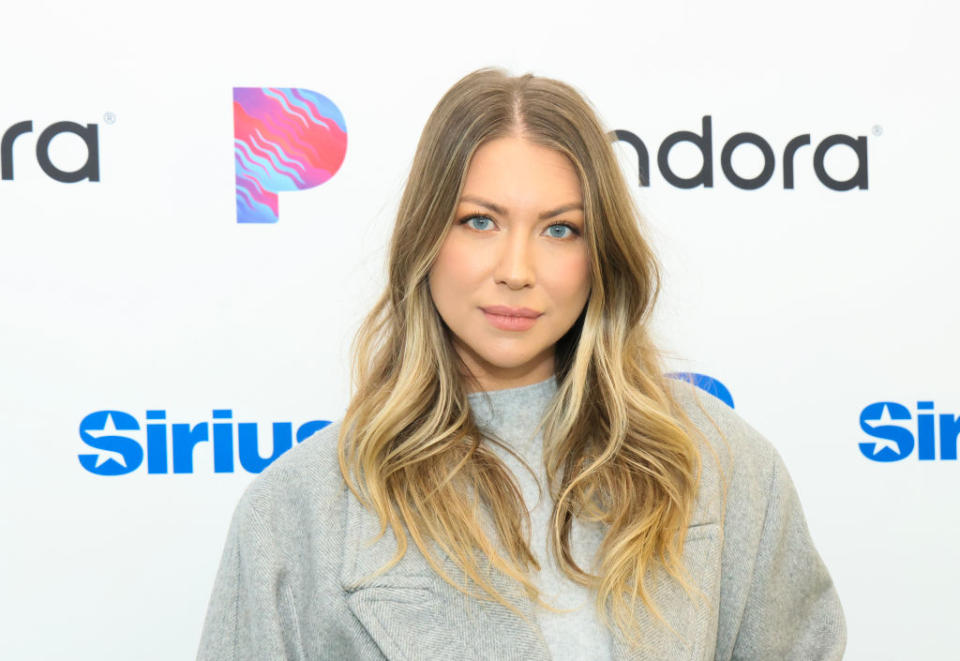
[{"left": 1, "top": 1, "right": 957, "bottom": 659}]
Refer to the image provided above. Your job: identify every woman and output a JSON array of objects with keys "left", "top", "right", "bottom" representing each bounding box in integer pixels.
[{"left": 198, "top": 68, "right": 845, "bottom": 660}]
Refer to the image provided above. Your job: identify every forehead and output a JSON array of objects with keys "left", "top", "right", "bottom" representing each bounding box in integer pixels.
[{"left": 460, "top": 137, "right": 582, "bottom": 208}]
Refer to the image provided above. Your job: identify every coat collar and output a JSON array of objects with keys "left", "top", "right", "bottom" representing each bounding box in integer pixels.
[{"left": 338, "top": 483, "right": 723, "bottom": 661}]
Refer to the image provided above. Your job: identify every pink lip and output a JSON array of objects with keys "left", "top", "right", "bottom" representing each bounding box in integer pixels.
[
  {"left": 480, "top": 306, "right": 542, "bottom": 331},
  {"left": 480, "top": 306, "right": 542, "bottom": 318}
]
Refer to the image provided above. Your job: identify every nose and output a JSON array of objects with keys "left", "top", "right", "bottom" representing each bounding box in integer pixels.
[{"left": 493, "top": 230, "right": 535, "bottom": 290}]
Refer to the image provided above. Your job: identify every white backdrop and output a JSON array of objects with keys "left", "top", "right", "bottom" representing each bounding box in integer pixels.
[{"left": 1, "top": 1, "right": 957, "bottom": 659}]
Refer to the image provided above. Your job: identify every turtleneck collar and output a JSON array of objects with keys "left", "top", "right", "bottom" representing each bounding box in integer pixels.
[{"left": 467, "top": 375, "right": 558, "bottom": 449}]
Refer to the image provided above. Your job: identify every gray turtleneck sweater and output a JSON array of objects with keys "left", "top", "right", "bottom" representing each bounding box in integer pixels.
[{"left": 467, "top": 376, "right": 611, "bottom": 660}]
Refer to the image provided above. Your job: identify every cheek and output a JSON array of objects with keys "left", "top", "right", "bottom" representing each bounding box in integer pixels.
[
  {"left": 544, "top": 250, "right": 591, "bottom": 303},
  {"left": 429, "top": 235, "right": 485, "bottom": 303}
]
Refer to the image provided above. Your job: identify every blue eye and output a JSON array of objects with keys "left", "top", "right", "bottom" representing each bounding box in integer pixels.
[
  {"left": 464, "top": 215, "right": 494, "bottom": 231},
  {"left": 546, "top": 223, "right": 574, "bottom": 239}
]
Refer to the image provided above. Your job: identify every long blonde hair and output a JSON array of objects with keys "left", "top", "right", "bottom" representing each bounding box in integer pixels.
[{"left": 338, "top": 67, "right": 702, "bottom": 644}]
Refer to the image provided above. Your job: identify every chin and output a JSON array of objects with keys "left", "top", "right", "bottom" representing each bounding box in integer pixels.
[{"left": 475, "top": 349, "right": 548, "bottom": 373}]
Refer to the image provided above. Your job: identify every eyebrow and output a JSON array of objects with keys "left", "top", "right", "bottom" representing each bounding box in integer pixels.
[{"left": 459, "top": 195, "right": 584, "bottom": 220}]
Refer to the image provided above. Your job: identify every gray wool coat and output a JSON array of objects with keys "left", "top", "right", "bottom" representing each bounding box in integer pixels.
[{"left": 197, "top": 385, "right": 846, "bottom": 660}]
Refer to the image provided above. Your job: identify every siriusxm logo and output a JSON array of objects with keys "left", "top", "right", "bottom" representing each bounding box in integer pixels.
[
  {"left": 1, "top": 120, "right": 100, "bottom": 182},
  {"left": 859, "top": 401, "right": 960, "bottom": 462},
  {"left": 233, "top": 87, "right": 347, "bottom": 223},
  {"left": 78, "top": 409, "right": 331, "bottom": 476},
  {"left": 612, "top": 115, "right": 867, "bottom": 191}
]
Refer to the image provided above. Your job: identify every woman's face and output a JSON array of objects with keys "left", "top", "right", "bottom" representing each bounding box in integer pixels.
[{"left": 428, "top": 136, "right": 591, "bottom": 392}]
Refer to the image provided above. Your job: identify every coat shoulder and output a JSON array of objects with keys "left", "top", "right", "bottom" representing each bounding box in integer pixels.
[
  {"left": 668, "top": 380, "right": 780, "bottom": 525},
  {"left": 668, "top": 379, "right": 846, "bottom": 660},
  {"left": 235, "top": 420, "right": 349, "bottom": 541}
]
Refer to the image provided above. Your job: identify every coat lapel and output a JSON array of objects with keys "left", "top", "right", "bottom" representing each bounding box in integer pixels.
[
  {"left": 610, "top": 444, "right": 727, "bottom": 661},
  {"left": 340, "top": 491, "right": 551, "bottom": 661},
  {"left": 611, "top": 522, "right": 722, "bottom": 661},
  {"left": 341, "top": 491, "right": 722, "bottom": 661}
]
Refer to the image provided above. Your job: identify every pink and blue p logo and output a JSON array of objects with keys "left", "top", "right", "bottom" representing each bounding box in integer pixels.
[{"left": 233, "top": 87, "right": 347, "bottom": 223}]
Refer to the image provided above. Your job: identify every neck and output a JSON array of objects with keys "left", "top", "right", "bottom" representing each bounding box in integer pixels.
[{"left": 457, "top": 347, "right": 556, "bottom": 394}]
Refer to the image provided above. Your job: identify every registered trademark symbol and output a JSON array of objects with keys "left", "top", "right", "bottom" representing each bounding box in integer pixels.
[
  {"left": 103, "top": 112, "right": 116, "bottom": 125},
  {"left": 872, "top": 124, "right": 882, "bottom": 136}
]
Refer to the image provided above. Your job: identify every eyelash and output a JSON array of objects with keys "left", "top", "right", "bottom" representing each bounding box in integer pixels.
[{"left": 456, "top": 214, "right": 582, "bottom": 237}]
